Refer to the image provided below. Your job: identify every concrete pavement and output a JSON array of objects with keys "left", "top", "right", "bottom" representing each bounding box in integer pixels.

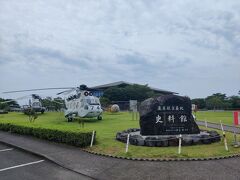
[
  {"left": 0, "top": 143, "right": 92, "bottom": 180},
  {"left": 0, "top": 121, "right": 240, "bottom": 180}
]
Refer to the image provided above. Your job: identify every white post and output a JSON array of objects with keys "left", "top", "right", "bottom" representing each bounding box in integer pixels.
[
  {"left": 205, "top": 120, "right": 208, "bottom": 129},
  {"left": 223, "top": 132, "right": 229, "bottom": 151},
  {"left": 90, "top": 130, "right": 95, "bottom": 147},
  {"left": 125, "top": 134, "right": 130, "bottom": 153},
  {"left": 220, "top": 120, "right": 224, "bottom": 132},
  {"left": 178, "top": 134, "right": 182, "bottom": 154},
  {"left": 233, "top": 126, "right": 237, "bottom": 144}
]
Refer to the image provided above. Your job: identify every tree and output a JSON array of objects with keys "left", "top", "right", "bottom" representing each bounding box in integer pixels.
[
  {"left": 99, "top": 97, "right": 111, "bottom": 107},
  {"left": 41, "top": 97, "right": 64, "bottom": 111},
  {"left": 211, "top": 93, "right": 227, "bottom": 101},
  {"left": 103, "top": 84, "right": 155, "bottom": 102},
  {"left": 229, "top": 96, "right": 240, "bottom": 109},
  {"left": 205, "top": 93, "right": 230, "bottom": 110},
  {"left": 53, "top": 97, "right": 65, "bottom": 110},
  {"left": 0, "top": 98, "right": 19, "bottom": 111},
  {"left": 103, "top": 87, "right": 125, "bottom": 101},
  {"left": 206, "top": 96, "right": 223, "bottom": 110},
  {"left": 25, "top": 108, "right": 38, "bottom": 122},
  {"left": 191, "top": 98, "right": 206, "bottom": 109}
]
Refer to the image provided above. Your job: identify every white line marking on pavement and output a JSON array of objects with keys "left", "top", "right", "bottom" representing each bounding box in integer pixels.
[
  {"left": 0, "top": 148, "right": 13, "bottom": 152},
  {"left": 0, "top": 160, "right": 45, "bottom": 172}
]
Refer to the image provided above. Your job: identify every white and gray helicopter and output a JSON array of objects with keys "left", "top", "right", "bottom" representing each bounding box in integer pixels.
[
  {"left": 2, "top": 85, "right": 103, "bottom": 122},
  {"left": 0, "top": 94, "right": 46, "bottom": 114},
  {"left": 56, "top": 84, "right": 103, "bottom": 122}
]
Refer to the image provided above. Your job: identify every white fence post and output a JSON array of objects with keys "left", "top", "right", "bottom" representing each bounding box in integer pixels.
[
  {"left": 220, "top": 120, "right": 224, "bottom": 132},
  {"left": 205, "top": 120, "right": 208, "bottom": 129},
  {"left": 125, "top": 134, "right": 130, "bottom": 153},
  {"left": 233, "top": 127, "right": 237, "bottom": 144},
  {"left": 223, "top": 132, "right": 229, "bottom": 151},
  {"left": 178, "top": 134, "right": 182, "bottom": 154},
  {"left": 90, "top": 130, "right": 95, "bottom": 147}
]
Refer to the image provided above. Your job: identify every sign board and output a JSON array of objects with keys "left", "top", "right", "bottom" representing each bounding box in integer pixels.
[
  {"left": 234, "top": 111, "right": 240, "bottom": 126},
  {"left": 192, "top": 104, "right": 197, "bottom": 112},
  {"left": 129, "top": 100, "right": 138, "bottom": 112},
  {"left": 140, "top": 95, "right": 200, "bottom": 135}
]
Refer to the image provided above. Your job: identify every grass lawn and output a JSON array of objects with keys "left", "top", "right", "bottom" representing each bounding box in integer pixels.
[
  {"left": 195, "top": 111, "right": 237, "bottom": 126},
  {"left": 0, "top": 111, "right": 240, "bottom": 158}
]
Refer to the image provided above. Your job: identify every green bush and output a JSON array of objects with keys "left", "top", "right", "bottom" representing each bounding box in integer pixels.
[{"left": 0, "top": 123, "right": 95, "bottom": 147}]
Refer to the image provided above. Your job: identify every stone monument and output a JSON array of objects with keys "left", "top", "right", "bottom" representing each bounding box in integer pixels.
[
  {"left": 116, "top": 95, "right": 221, "bottom": 147},
  {"left": 139, "top": 95, "right": 200, "bottom": 135}
]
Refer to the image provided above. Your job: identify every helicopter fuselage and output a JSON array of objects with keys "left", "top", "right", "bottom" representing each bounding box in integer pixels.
[
  {"left": 64, "top": 90, "right": 102, "bottom": 119},
  {"left": 22, "top": 98, "right": 46, "bottom": 114}
]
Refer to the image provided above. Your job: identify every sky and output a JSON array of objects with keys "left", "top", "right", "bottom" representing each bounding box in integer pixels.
[{"left": 0, "top": 0, "right": 239, "bottom": 102}]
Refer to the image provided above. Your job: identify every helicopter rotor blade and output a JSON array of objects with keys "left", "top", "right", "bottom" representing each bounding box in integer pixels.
[
  {"left": 2, "top": 85, "right": 100, "bottom": 96},
  {"left": 0, "top": 99, "right": 16, "bottom": 104},
  {"left": 2, "top": 87, "right": 74, "bottom": 94},
  {"left": 57, "top": 88, "right": 77, "bottom": 95},
  {"left": 0, "top": 95, "right": 31, "bottom": 104}
]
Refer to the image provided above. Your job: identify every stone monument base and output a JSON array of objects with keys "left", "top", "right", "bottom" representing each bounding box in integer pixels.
[{"left": 116, "top": 128, "right": 221, "bottom": 147}]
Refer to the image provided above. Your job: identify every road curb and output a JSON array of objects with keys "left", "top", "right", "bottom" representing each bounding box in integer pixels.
[
  {"left": 81, "top": 148, "right": 240, "bottom": 162},
  {"left": 0, "top": 139, "right": 96, "bottom": 180}
]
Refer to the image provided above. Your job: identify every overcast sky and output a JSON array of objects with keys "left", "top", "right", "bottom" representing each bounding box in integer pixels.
[{"left": 0, "top": 0, "right": 239, "bottom": 101}]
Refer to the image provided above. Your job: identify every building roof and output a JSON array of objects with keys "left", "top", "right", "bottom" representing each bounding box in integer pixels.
[{"left": 91, "top": 81, "right": 177, "bottom": 95}]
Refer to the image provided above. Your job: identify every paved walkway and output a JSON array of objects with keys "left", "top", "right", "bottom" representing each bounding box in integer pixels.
[
  {"left": 196, "top": 120, "right": 240, "bottom": 133},
  {"left": 0, "top": 122, "right": 240, "bottom": 180}
]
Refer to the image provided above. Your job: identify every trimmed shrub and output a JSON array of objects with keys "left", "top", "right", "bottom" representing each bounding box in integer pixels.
[{"left": 0, "top": 123, "right": 94, "bottom": 147}]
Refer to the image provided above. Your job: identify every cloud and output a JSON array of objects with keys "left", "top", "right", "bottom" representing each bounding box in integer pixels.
[{"left": 0, "top": 0, "right": 239, "bottom": 99}]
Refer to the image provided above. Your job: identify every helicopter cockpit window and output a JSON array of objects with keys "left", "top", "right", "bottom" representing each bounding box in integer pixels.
[
  {"left": 84, "top": 97, "right": 100, "bottom": 105},
  {"left": 32, "top": 102, "right": 41, "bottom": 107}
]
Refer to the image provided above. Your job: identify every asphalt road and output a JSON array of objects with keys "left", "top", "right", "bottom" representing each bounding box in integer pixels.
[
  {"left": 0, "top": 143, "right": 92, "bottom": 180},
  {"left": 1, "top": 127, "right": 240, "bottom": 180},
  {"left": 197, "top": 120, "right": 240, "bottom": 133}
]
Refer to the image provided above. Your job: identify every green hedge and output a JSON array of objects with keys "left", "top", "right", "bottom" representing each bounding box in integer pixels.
[{"left": 0, "top": 123, "right": 95, "bottom": 147}]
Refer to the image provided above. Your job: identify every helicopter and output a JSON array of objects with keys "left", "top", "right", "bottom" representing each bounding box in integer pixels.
[
  {"left": 0, "top": 94, "right": 46, "bottom": 114},
  {"left": 2, "top": 85, "right": 103, "bottom": 122},
  {"left": 56, "top": 85, "right": 103, "bottom": 122},
  {"left": 22, "top": 94, "right": 46, "bottom": 114}
]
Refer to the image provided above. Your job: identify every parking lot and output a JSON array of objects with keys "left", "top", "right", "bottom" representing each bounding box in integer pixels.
[{"left": 0, "top": 143, "right": 92, "bottom": 180}]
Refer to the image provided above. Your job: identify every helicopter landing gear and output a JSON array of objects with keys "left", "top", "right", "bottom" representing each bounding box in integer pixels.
[
  {"left": 97, "top": 115, "right": 102, "bottom": 120},
  {"left": 67, "top": 116, "right": 73, "bottom": 122}
]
